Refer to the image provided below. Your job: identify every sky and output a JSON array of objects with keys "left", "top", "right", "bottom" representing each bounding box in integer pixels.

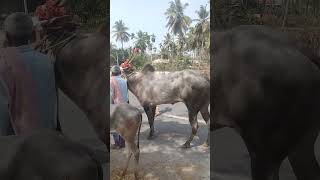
[{"left": 110, "top": 0, "right": 209, "bottom": 52}]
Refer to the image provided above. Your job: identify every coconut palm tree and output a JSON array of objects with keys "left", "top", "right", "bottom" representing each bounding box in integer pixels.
[
  {"left": 163, "top": 33, "right": 177, "bottom": 59},
  {"left": 134, "top": 31, "right": 151, "bottom": 53},
  {"left": 185, "top": 27, "right": 198, "bottom": 58},
  {"left": 165, "top": 0, "right": 191, "bottom": 38},
  {"left": 193, "top": 5, "right": 210, "bottom": 62},
  {"left": 151, "top": 34, "right": 156, "bottom": 43},
  {"left": 112, "top": 20, "right": 130, "bottom": 50}
]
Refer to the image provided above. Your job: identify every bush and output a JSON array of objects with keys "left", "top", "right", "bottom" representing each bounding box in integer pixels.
[
  {"left": 132, "top": 54, "right": 151, "bottom": 70},
  {"left": 65, "top": 0, "right": 107, "bottom": 30}
]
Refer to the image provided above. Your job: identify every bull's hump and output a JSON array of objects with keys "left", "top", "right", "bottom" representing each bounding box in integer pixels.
[{"left": 141, "top": 64, "right": 155, "bottom": 74}]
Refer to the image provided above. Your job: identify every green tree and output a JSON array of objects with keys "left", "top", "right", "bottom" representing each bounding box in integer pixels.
[
  {"left": 149, "top": 34, "right": 156, "bottom": 51},
  {"left": 185, "top": 27, "right": 198, "bottom": 58},
  {"left": 194, "top": 5, "right": 210, "bottom": 62},
  {"left": 112, "top": 20, "right": 130, "bottom": 50},
  {"left": 165, "top": 0, "right": 191, "bottom": 38},
  {"left": 162, "top": 33, "right": 177, "bottom": 59},
  {"left": 159, "top": 43, "right": 169, "bottom": 59},
  {"left": 134, "top": 31, "right": 151, "bottom": 53},
  {"left": 65, "top": 0, "right": 106, "bottom": 29}
]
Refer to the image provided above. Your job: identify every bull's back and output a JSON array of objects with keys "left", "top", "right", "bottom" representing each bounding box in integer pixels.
[
  {"left": 145, "top": 70, "right": 209, "bottom": 104},
  {"left": 111, "top": 103, "right": 141, "bottom": 129},
  {"left": 212, "top": 26, "right": 320, "bottom": 141}
]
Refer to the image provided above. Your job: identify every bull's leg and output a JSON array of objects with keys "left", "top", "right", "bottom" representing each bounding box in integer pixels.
[
  {"left": 242, "top": 134, "right": 282, "bottom": 180},
  {"left": 200, "top": 105, "right": 210, "bottom": 147},
  {"left": 249, "top": 153, "right": 281, "bottom": 180},
  {"left": 288, "top": 130, "right": 320, "bottom": 180},
  {"left": 143, "top": 105, "right": 156, "bottom": 140},
  {"left": 181, "top": 109, "right": 199, "bottom": 148}
]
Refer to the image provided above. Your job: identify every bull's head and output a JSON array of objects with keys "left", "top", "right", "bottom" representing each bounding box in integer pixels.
[{"left": 120, "top": 61, "right": 134, "bottom": 77}]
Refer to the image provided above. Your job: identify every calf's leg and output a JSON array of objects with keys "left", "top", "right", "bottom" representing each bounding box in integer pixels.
[
  {"left": 120, "top": 145, "right": 132, "bottom": 179},
  {"left": 119, "top": 141, "right": 140, "bottom": 180},
  {"left": 128, "top": 142, "right": 140, "bottom": 180}
]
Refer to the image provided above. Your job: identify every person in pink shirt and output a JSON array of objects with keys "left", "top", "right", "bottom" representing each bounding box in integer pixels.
[{"left": 110, "top": 65, "right": 128, "bottom": 149}]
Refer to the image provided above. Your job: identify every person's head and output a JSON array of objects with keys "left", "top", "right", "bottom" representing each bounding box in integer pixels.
[
  {"left": 111, "top": 65, "right": 121, "bottom": 76},
  {"left": 4, "top": 12, "right": 33, "bottom": 47}
]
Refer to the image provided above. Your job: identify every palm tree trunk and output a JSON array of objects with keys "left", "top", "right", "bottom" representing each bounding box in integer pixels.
[
  {"left": 282, "top": 0, "right": 290, "bottom": 28},
  {"left": 306, "top": 0, "right": 310, "bottom": 16},
  {"left": 262, "top": 0, "right": 267, "bottom": 15},
  {"left": 313, "top": 0, "right": 317, "bottom": 17},
  {"left": 121, "top": 41, "right": 124, "bottom": 61}
]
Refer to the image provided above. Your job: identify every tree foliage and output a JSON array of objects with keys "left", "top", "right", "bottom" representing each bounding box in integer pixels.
[
  {"left": 134, "top": 31, "right": 154, "bottom": 53},
  {"left": 212, "top": 0, "right": 320, "bottom": 29},
  {"left": 111, "top": 1, "right": 210, "bottom": 71},
  {"left": 65, "top": 0, "right": 107, "bottom": 30},
  {"left": 165, "top": 0, "right": 191, "bottom": 38},
  {"left": 112, "top": 20, "right": 130, "bottom": 49}
]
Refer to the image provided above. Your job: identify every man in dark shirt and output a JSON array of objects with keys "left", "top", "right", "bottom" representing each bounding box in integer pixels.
[{"left": 0, "top": 12, "right": 57, "bottom": 135}]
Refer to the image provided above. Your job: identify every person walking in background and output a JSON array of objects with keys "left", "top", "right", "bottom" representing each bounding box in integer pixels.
[{"left": 110, "top": 65, "right": 129, "bottom": 149}]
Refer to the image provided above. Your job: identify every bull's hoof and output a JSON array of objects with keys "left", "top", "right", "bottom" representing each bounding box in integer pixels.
[{"left": 180, "top": 143, "right": 191, "bottom": 148}]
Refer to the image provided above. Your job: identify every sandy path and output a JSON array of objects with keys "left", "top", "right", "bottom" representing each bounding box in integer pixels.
[{"left": 110, "top": 93, "right": 210, "bottom": 180}]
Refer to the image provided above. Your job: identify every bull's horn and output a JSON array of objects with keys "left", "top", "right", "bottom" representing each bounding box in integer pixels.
[{"left": 130, "top": 52, "right": 137, "bottom": 60}]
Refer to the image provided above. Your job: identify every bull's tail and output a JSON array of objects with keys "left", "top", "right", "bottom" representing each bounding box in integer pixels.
[{"left": 137, "top": 113, "right": 142, "bottom": 149}]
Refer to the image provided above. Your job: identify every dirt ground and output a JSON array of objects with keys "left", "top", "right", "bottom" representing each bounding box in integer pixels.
[{"left": 110, "top": 93, "right": 210, "bottom": 180}]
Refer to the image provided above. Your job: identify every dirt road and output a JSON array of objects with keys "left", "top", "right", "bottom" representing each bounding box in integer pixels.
[{"left": 110, "top": 93, "right": 210, "bottom": 180}]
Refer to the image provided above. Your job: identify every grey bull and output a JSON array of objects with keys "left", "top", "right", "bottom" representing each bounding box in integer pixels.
[
  {"left": 125, "top": 64, "right": 210, "bottom": 148},
  {"left": 212, "top": 25, "right": 320, "bottom": 180}
]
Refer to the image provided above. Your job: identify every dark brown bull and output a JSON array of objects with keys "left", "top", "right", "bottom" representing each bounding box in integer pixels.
[
  {"left": 0, "top": 129, "right": 105, "bottom": 180},
  {"left": 125, "top": 64, "right": 210, "bottom": 148},
  {"left": 34, "top": 18, "right": 108, "bottom": 150},
  {"left": 212, "top": 25, "right": 320, "bottom": 180},
  {"left": 54, "top": 28, "right": 108, "bottom": 148}
]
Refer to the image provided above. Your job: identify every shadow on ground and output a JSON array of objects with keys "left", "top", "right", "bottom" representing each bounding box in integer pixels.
[{"left": 110, "top": 118, "right": 210, "bottom": 180}]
